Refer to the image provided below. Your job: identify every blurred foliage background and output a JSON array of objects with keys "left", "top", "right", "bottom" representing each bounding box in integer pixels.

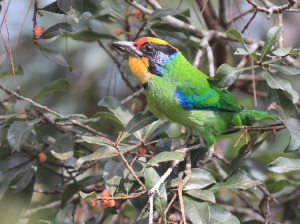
[{"left": 1, "top": 0, "right": 300, "bottom": 224}]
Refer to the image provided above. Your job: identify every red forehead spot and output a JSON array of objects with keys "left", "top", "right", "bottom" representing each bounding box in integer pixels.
[
  {"left": 135, "top": 38, "right": 149, "bottom": 49},
  {"left": 135, "top": 37, "right": 178, "bottom": 50}
]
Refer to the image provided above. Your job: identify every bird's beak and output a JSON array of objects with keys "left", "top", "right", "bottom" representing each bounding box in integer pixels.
[{"left": 110, "top": 41, "right": 143, "bottom": 58}]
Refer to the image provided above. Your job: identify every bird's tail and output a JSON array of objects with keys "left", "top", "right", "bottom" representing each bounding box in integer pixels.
[{"left": 232, "top": 109, "right": 279, "bottom": 126}]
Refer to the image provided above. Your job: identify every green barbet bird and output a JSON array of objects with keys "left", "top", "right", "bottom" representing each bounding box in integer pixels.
[{"left": 111, "top": 37, "right": 276, "bottom": 148}]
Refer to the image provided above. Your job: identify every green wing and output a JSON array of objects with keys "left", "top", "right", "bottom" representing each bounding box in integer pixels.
[{"left": 175, "top": 81, "right": 243, "bottom": 112}]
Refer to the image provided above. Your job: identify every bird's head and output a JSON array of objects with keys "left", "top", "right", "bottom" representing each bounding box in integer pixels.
[{"left": 111, "top": 37, "right": 178, "bottom": 86}]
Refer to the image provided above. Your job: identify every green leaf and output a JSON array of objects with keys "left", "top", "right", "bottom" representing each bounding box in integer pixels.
[
  {"left": 153, "top": 138, "right": 171, "bottom": 155},
  {"left": 269, "top": 64, "right": 300, "bottom": 76},
  {"left": 123, "top": 162, "right": 144, "bottom": 195},
  {"left": 120, "top": 110, "right": 157, "bottom": 142},
  {"left": 262, "top": 59, "right": 283, "bottom": 65},
  {"left": 266, "top": 157, "right": 300, "bottom": 173},
  {"left": 234, "top": 48, "right": 249, "bottom": 55},
  {"left": 148, "top": 8, "right": 188, "bottom": 21},
  {"left": 74, "top": 145, "right": 136, "bottom": 170},
  {"left": 0, "top": 65, "right": 24, "bottom": 79},
  {"left": 261, "top": 26, "right": 282, "bottom": 60},
  {"left": 37, "top": 44, "right": 72, "bottom": 70},
  {"left": 183, "top": 196, "right": 209, "bottom": 224},
  {"left": 50, "top": 133, "right": 74, "bottom": 160},
  {"left": 185, "top": 189, "right": 215, "bottom": 203},
  {"left": 0, "top": 175, "right": 35, "bottom": 224},
  {"left": 184, "top": 168, "right": 216, "bottom": 190},
  {"left": 225, "top": 29, "right": 249, "bottom": 52},
  {"left": 272, "top": 46, "right": 292, "bottom": 57},
  {"left": 27, "top": 208, "right": 58, "bottom": 224},
  {"left": 144, "top": 167, "right": 167, "bottom": 220},
  {"left": 33, "top": 79, "right": 70, "bottom": 100},
  {"left": 249, "top": 52, "right": 258, "bottom": 62},
  {"left": 0, "top": 147, "right": 12, "bottom": 162},
  {"left": 77, "top": 175, "right": 103, "bottom": 187},
  {"left": 208, "top": 64, "right": 257, "bottom": 88},
  {"left": 148, "top": 151, "right": 184, "bottom": 164},
  {"left": 91, "top": 112, "right": 123, "bottom": 125},
  {"left": 40, "top": 22, "right": 76, "bottom": 39},
  {"left": 130, "top": 195, "right": 148, "bottom": 215},
  {"left": 290, "top": 49, "right": 300, "bottom": 58},
  {"left": 98, "top": 96, "right": 134, "bottom": 126},
  {"left": 267, "top": 88, "right": 300, "bottom": 152},
  {"left": 57, "top": 0, "right": 83, "bottom": 23},
  {"left": 80, "top": 135, "right": 113, "bottom": 146},
  {"left": 103, "top": 159, "right": 125, "bottom": 195},
  {"left": 66, "top": 30, "right": 117, "bottom": 41},
  {"left": 264, "top": 69, "right": 299, "bottom": 104},
  {"left": 82, "top": 0, "right": 103, "bottom": 12},
  {"left": 209, "top": 171, "right": 261, "bottom": 192},
  {"left": 7, "top": 118, "right": 43, "bottom": 151},
  {"left": 209, "top": 204, "right": 240, "bottom": 224},
  {"left": 61, "top": 183, "right": 78, "bottom": 208},
  {"left": 145, "top": 120, "right": 170, "bottom": 142},
  {"left": 79, "top": 191, "right": 98, "bottom": 198},
  {"left": 41, "top": 1, "right": 66, "bottom": 14}
]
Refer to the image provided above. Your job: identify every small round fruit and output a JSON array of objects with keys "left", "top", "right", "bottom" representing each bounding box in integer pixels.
[
  {"left": 34, "top": 26, "right": 45, "bottom": 37},
  {"left": 114, "top": 29, "right": 123, "bottom": 36},
  {"left": 107, "top": 199, "right": 115, "bottom": 207},
  {"left": 91, "top": 200, "right": 97, "bottom": 208},
  {"left": 38, "top": 152, "right": 47, "bottom": 163},
  {"left": 135, "top": 10, "right": 142, "bottom": 16},
  {"left": 102, "top": 189, "right": 111, "bottom": 197},
  {"left": 169, "top": 214, "right": 176, "bottom": 222},
  {"left": 138, "top": 148, "right": 147, "bottom": 155},
  {"left": 100, "top": 200, "right": 108, "bottom": 208}
]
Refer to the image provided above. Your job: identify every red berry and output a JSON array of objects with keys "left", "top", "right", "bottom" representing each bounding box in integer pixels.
[
  {"left": 34, "top": 26, "right": 45, "bottom": 37},
  {"left": 114, "top": 29, "right": 123, "bottom": 36},
  {"left": 91, "top": 200, "right": 97, "bottom": 208},
  {"left": 138, "top": 148, "right": 147, "bottom": 155},
  {"left": 169, "top": 214, "right": 176, "bottom": 222},
  {"left": 107, "top": 199, "right": 115, "bottom": 207},
  {"left": 38, "top": 152, "right": 47, "bottom": 163},
  {"left": 100, "top": 200, "right": 108, "bottom": 208},
  {"left": 135, "top": 10, "right": 142, "bottom": 17},
  {"left": 102, "top": 189, "right": 111, "bottom": 197}
]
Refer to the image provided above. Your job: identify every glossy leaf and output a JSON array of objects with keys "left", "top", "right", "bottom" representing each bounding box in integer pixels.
[
  {"left": 0, "top": 176, "right": 34, "bottom": 224},
  {"left": 123, "top": 162, "right": 144, "bottom": 195},
  {"left": 40, "top": 22, "right": 76, "bottom": 39},
  {"left": 103, "top": 159, "right": 125, "bottom": 195},
  {"left": 184, "top": 168, "right": 216, "bottom": 190},
  {"left": 209, "top": 171, "right": 261, "bottom": 192},
  {"left": 130, "top": 194, "right": 149, "bottom": 215},
  {"left": 153, "top": 138, "right": 171, "bottom": 155},
  {"left": 51, "top": 133, "right": 74, "bottom": 160},
  {"left": 82, "top": 0, "right": 103, "bottom": 12},
  {"left": 80, "top": 135, "right": 113, "bottom": 146},
  {"left": 145, "top": 120, "right": 170, "bottom": 142},
  {"left": 74, "top": 144, "right": 136, "bottom": 170},
  {"left": 33, "top": 79, "right": 70, "bottom": 100},
  {"left": 208, "top": 64, "right": 257, "bottom": 88},
  {"left": 234, "top": 48, "right": 248, "bottom": 55},
  {"left": 0, "top": 65, "right": 23, "bottom": 79},
  {"left": 264, "top": 69, "right": 299, "bottom": 104},
  {"left": 66, "top": 30, "right": 117, "bottom": 41},
  {"left": 209, "top": 204, "right": 240, "bottom": 224},
  {"left": 98, "top": 96, "right": 134, "bottom": 126},
  {"left": 185, "top": 189, "right": 216, "bottom": 203},
  {"left": 148, "top": 151, "right": 184, "bottom": 164},
  {"left": 148, "top": 8, "right": 188, "bottom": 20},
  {"left": 79, "top": 191, "right": 98, "bottom": 198},
  {"left": 7, "top": 118, "right": 42, "bottom": 151},
  {"left": 57, "top": 0, "right": 83, "bottom": 23},
  {"left": 61, "top": 183, "right": 78, "bottom": 208},
  {"left": 183, "top": 196, "right": 209, "bottom": 224},
  {"left": 77, "top": 175, "right": 103, "bottom": 187},
  {"left": 37, "top": 44, "right": 72, "bottom": 70},
  {"left": 225, "top": 29, "right": 249, "bottom": 52},
  {"left": 91, "top": 112, "right": 123, "bottom": 125},
  {"left": 270, "top": 64, "right": 300, "bottom": 76},
  {"left": 249, "top": 52, "right": 258, "bottom": 62},
  {"left": 272, "top": 46, "right": 292, "bottom": 57},
  {"left": 267, "top": 88, "right": 300, "bottom": 152},
  {"left": 144, "top": 167, "right": 167, "bottom": 220},
  {"left": 41, "top": 1, "right": 66, "bottom": 14},
  {"left": 266, "top": 157, "right": 300, "bottom": 173},
  {"left": 120, "top": 110, "right": 158, "bottom": 142},
  {"left": 261, "top": 26, "right": 282, "bottom": 60},
  {"left": 290, "top": 49, "right": 300, "bottom": 58},
  {"left": 0, "top": 147, "right": 12, "bottom": 162}
]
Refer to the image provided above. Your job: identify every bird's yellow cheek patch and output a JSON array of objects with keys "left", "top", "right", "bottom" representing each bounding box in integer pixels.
[{"left": 128, "top": 56, "right": 153, "bottom": 84}]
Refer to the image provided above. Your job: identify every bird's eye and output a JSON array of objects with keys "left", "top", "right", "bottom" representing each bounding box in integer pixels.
[{"left": 145, "top": 45, "right": 153, "bottom": 53}]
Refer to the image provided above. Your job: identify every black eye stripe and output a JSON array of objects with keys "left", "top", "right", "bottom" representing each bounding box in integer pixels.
[{"left": 141, "top": 42, "right": 177, "bottom": 55}]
